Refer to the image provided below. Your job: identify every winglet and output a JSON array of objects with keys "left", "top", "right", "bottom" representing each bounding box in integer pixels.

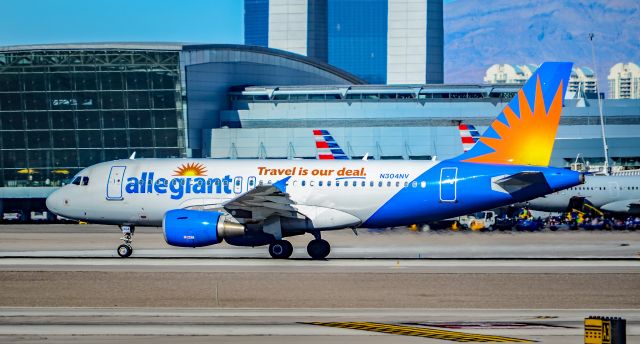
[
  {"left": 129, "top": 151, "right": 136, "bottom": 160},
  {"left": 273, "top": 176, "right": 292, "bottom": 193},
  {"left": 456, "top": 62, "right": 573, "bottom": 166}
]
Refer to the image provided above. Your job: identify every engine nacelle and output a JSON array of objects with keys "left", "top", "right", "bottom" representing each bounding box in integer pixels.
[{"left": 163, "top": 209, "right": 245, "bottom": 247}]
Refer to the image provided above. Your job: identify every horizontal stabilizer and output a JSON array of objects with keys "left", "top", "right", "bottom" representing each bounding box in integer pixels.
[{"left": 492, "top": 171, "right": 551, "bottom": 196}]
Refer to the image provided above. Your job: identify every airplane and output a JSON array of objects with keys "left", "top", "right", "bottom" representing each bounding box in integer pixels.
[
  {"left": 456, "top": 123, "right": 640, "bottom": 215},
  {"left": 314, "top": 129, "right": 371, "bottom": 160},
  {"left": 526, "top": 176, "right": 640, "bottom": 214},
  {"left": 46, "top": 62, "right": 583, "bottom": 259},
  {"left": 313, "top": 130, "right": 350, "bottom": 160},
  {"left": 458, "top": 123, "right": 481, "bottom": 152}
]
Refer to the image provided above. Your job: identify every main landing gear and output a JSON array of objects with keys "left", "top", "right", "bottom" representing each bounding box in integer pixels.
[
  {"left": 117, "top": 225, "right": 134, "bottom": 258},
  {"left": 307, "top": 232, "right": 330, "bottom": 260},
  {"left": 268, "top": 240, "right": 293, "bottom": 259},
  {"left": 267, "top": 233, "right": 331, "bottom": 260}
]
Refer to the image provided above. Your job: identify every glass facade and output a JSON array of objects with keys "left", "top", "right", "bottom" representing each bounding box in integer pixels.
[
  {"left": 0, "top": 49, "right": 184, "bottom": 187},
  {"left": 244, "top": 0, "right": 269, "bottom": 47},
  {"left": 328, "top": 0, "right": 388, "bottom": 84}
]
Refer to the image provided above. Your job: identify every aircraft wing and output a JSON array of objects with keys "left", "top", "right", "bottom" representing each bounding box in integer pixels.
[
  {"left": 601, "top": 199, "right": 640, "bottom": 214},
  {"left": 222, "top": 176, "right": 302, "bottom": 221}
]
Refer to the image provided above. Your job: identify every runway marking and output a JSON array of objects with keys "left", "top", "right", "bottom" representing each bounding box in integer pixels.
[{"left": 305, "top": 321, "right": 535, "bottom": 342}]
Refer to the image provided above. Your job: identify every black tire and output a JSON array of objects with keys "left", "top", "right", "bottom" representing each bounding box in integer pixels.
[
  {"left": 269, "top": 240, "right": 293, "bottom": 259},
  {"left": 307, "top": 239, "right": 331, "bottom": 260},
  {"left": 117, "top": 244, "right": 132, "bottom": 258}
]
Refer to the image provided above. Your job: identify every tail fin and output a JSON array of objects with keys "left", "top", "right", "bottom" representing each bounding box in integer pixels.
[
  {"left": 313, "top": 130, "right": 349, "bottom": 160},
  {"left": 456, "top": 62, "right": 573, "bottom": 166},
  {"left": 458, "top": 123, "right": 480, "bottom": 152}
]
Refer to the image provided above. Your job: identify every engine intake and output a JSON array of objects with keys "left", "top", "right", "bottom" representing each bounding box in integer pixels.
[{"left": 163, "top": 209, "right": 245, "bottom": 247}]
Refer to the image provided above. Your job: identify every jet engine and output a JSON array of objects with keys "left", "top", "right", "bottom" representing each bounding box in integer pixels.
[{"left": 163, "top": 209, "right": 245, "bottom": 247}]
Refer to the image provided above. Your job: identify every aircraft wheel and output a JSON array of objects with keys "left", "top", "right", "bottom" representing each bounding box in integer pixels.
[
  {"left": 117, "top": 244, "right": 133, "bottom": 258},
  {"left": 269, "top": 240, "right": 293, "bottom": 259},
  {"left": 307, "top": 239, "right": 331, "bottom": 260}
]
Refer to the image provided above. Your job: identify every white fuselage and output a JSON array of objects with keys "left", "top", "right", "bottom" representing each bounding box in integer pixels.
[
  {"left": 47, "top": 159, "right": 434, "bottom": 227},
  {"left": 527, "top": 175, "right": 640, "bottom": 213}
]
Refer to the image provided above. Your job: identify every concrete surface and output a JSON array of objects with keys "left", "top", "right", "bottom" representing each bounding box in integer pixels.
[{"left": 0, "top": 224, "right": 638, "bottom": 343}]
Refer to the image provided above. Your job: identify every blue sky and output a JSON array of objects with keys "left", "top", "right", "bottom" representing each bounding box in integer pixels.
[{"left": 1, "top": 0, "right": 244, "bottom": 46}]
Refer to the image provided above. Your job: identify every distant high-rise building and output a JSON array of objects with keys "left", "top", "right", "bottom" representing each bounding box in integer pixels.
[
  {"left": 484, "top": 64, "right": 597, "bottom": 96},
  {"left": 243, "top": 0, "right": 444, "bottom": 84},
  {"left": 483, "top": 64, "right": 536, "bottom": 84},
  {"left": 568, "top": 67, "right": 597, "bottom": 95},
  {"left": 608, "top": 62, "right": 640, "bottom": 99}
]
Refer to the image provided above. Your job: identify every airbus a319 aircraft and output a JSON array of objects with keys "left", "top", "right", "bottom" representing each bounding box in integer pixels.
[{"left": 46, "top": 62, "right": 584, "bottom": 259}]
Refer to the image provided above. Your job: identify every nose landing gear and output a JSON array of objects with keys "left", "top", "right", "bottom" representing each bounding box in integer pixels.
[{"left": 117, "top": 225, "right": 134, "bottom": 258}]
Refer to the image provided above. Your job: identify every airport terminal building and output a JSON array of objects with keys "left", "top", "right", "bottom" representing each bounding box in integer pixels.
[{"left": 1, "top": 42, "right": 639, "bottom": 215}]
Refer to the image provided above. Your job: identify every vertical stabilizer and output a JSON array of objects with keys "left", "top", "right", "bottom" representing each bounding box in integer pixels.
[
  {"left": 458, "top": 123, "right": 480, "bottom": 152},
  {"left": 313, "top": 130, "right": 349, "bottom": 160},
  {"left": 456, "top": 62, "right": 573, "bottom": 166}
]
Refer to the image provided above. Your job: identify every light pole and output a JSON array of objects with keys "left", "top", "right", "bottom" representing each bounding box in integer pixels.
[{"left": 589, "top": 32, "right": 609, "bottom": 175}]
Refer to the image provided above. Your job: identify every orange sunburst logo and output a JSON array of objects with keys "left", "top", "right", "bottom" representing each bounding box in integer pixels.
[
  {"left": 173, "top": 162, "right": 208, "bottom": 176},
  {"left": 464, "top": 75, "right": 564, "bottom": 166}
]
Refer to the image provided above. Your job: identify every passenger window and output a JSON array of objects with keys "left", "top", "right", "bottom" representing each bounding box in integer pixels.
[
  {"left": 258, "top": 180, "right": 263, "bottom": 185},
  {"left": 353, "top": 181, "right": 357, "bottom": 187},
  {"left": 319, "top": 181, "right": 323, "bottom": 187},
  {"left": 302, "top": 180, "right": 306, "bottom": 187},
  {"left": 404, "top": 182, "right": 408, "bottom": 187},
  {"left": 412, "top": 181, "right": 418, "bottom": 188},
  {"left": 420, "top": 181, "right": 426, "bottom": 188},
  {"left": 370, "top": 181, "right": 374, "bottom": 187},
  {"left": 387, "top": 181, "right": 391, "bottom": 187},
  {"left": 378, "top": 181, "right": 383, "bottom": 187},
  {"left": 72, "top": 176, "right": 82, "bottom": 185},
  {"left": 396, "top": 181, "right": 400, "bottom": 187},
  {"left": 361, "top": 181, "right": 366, "bottom": 187},
  {"left": 327, "top": 181, "right": 332, "bottom": 187}
]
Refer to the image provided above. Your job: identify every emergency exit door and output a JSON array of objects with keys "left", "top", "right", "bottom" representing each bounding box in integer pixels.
[{"left": 106, "top": 166, "right": 126, "bottom": 200}]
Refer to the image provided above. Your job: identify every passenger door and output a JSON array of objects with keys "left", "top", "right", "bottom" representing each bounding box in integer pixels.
[
  {"left": 439, "top": 167, "right": 458, "bottom": 202},
  {"left": 106, "top": 166, "right": 126, "bottom": 200}
]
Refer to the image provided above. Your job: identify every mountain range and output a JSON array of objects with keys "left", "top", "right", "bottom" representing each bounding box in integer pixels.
[{"left": 443, "top": 0, "right": 639, "bottom": 94}]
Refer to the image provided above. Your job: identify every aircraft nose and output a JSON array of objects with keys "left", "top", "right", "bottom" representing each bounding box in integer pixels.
[{"left": 46, "top": 189, "right": 64, "bottom": 216}]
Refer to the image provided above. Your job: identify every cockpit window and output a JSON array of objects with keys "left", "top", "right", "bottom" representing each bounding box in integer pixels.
[
  {"left": 72, "top": 177, "right": 82, "bottom": 185},
  {"left": 81, "top": 176, "right": 90, "bottom": 186}
]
